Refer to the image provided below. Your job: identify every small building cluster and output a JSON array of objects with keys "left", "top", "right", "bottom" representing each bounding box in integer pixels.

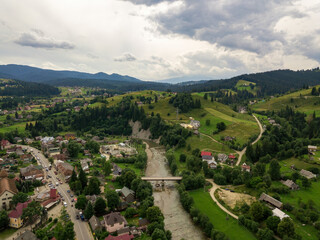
[{"left": 101, "top": 142, "right": 137, "bottom": 159}]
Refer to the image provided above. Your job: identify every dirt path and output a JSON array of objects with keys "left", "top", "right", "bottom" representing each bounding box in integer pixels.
[
  {"left": 235, "top": 114, "right": 264, "bottom": 166},
  {"left": 206, "top": 179, "right": 238, "bottom": 219},
  {"left": 199, "top": 132, "right": 222, "bottom": 145}
]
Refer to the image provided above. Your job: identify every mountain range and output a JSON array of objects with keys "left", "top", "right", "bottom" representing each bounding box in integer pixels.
[{"left": 0, "top": 64, "right": 141, "bottom": 83}]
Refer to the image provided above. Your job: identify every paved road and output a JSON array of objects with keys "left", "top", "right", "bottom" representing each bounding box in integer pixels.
[{"left": 19, "top": 145, "right": 93, "bottom": 240}]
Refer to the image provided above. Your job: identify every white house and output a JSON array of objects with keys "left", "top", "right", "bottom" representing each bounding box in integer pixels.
[{"left": 272, "top": 208, "right": 289, "bottom": 220}]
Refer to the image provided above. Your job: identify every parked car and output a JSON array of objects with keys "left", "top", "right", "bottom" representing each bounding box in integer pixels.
[{"left": 67, "top": 190, "right": 70, "bottom": 193}]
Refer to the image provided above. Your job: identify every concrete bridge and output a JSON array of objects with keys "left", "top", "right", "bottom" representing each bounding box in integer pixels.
[{"left": 141, "top": 177, "right": 182, "bottom": 181}]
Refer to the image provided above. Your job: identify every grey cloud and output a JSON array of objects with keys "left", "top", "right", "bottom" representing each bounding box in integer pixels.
[
  {"left": 15, "top": 29, "right": 75, "bottom": 49},
  {"left": 121, "top": 0, "right": 168, "bottom": 6},
  {"left": 146, "top": 0, "right": 302, "bottom": 54},
  {"left": 114, "top": 53, "right": 137, "bottom": 62}
]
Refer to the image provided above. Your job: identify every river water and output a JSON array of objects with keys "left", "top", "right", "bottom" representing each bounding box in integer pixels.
[{"left": 145, "top": 144, "right": 206, "bottom": 240}]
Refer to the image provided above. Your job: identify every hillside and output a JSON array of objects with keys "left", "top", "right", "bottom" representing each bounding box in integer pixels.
[
  {"left": 0, "top": 64, "right": 142, "bottom": 83},
  {"left": 174, "top": 69, "right": 320, "bottom": 96},
  {"left": 0, "top": 78, "right": 60, "bottom": 96},
  {"left": 253, "top": 85, "right": 320, "bottom": 115},
  {"left": 47, "top": 78, "right": 170, "bottom": 92}
]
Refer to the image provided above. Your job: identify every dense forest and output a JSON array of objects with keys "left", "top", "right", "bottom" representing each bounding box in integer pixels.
[
  {"left": 0, "top": 79, "right": 60, "bottom": 96},
  {"left": 178, "top": 69, "right": 320, "bottom": 96}
]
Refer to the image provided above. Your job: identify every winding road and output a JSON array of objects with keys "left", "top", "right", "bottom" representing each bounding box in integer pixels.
[{"left": 206, "top": 114, "right": 264, "bottom": 220}]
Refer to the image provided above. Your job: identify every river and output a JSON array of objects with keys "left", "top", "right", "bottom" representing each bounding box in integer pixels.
[{"left": 144, "top": 143, "right": 206, "bottom": 240}]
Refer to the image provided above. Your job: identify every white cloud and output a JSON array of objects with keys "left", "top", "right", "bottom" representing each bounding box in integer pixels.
[{"left": 0, "top": 0, "right": 318, "bottom": 81}]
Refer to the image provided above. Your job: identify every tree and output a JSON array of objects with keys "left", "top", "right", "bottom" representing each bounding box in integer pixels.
[
  {"left": 105, "top": 191, "right": 120, "bottom": 211},
  {"left": 54, "top": 221, "right": 75, "bottom": 240},
  {"left": 277, "top": 218, "right": 295, "bottom": 237},
  {"left": 85, "top": 177, "right": 101, "bottom": 195},
  {"left": 119, "top": 170, "right": 137, "bottom": 188},
  {"left": 70, "top": 170, "right": 77, "bottom": 183},
  {"left": 12, "top": 192, "right": 28, "bottom": 206},
  {"left": 22, "top": 200, "right": 42, "bottom": 225},
  {"left": 301, "top": 177, "right": 311, "bottom": 189},
  {"left": 151, "top": 228, "right": 167, "bottom": 240},
  {"left": 216, "top": 122, "right": 226, "bottom": 132},
  {"left": 146, "top": 206, "right": 164, "bottom": 223},
  {"left": 103, "top": 161, "right": 112, "bottom": 176},
  {"left": 48, "top": 157, "right": 54, "bottom": 164},
  {"left": 268, "top": 160, "right": 281, "bottom": 180},
  {"left": 84, "top": 202, "right": 94, "bottom": 220},
  {"left": 78, "top": 168, "right": 87, "bottom": 189},
  {"left": 257, "top": 228, "right": 274, "bottom": 240},
  {"left": 67, "top": 141, "right": 81, "bottom": 158},
  {"left": 206, "top": 119, "right": 210, "bottom": 126},
  {"left": 94, "top": 197, "right": 107, "bottom": 215},
  {"left": 0, "top": 210, "right": 9, "bottom": 231},
  {"left": 266, "top": 216, "right": 280, "bottom": 233},
  {"left": 85, "top": 140, "right": 100, "bottom": 154},
  {"left": 75, "top": 195, "right": 87, "bottom": 210},
  {"left": 249, "top": 202, "right": 264, "bottom": 222},
  {"left": 179, "top": 153, "right": 186, "bottom": 162}
]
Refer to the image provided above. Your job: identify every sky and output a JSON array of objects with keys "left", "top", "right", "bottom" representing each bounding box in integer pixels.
[{"left": 0, "top": 0, "right": 320, "bottom": 81}]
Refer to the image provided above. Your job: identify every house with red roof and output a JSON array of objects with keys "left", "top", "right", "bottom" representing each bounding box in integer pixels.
[
  {"left": 201, "top": 151, "right": 213, "bottom": 160},
  {"left": 0, "top": 139, "right": 11, "bottom": 150},
  {"left": 8, "top": 200, "right": 31, "bottom": 228},
  {"left": 41, "top": 188, "right": 60, "bottom": 210},
  {"left": 241, "top": 163, "right": 251, "bottom": 172},
  {"left": 105, "top": 234, "right": 134, "bottom": 240},
  {"left": 228, "top": 154, "right": 236, "bottom": 159}
]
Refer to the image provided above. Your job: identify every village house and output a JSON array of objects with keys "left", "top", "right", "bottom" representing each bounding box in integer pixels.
[
  {"left": 241, "top": 163, "right": 251, "bottom": 172},
  {"left": 105, "top": 234, "right": 134, "bottom": 240},
  {"left": 120, "top": 186, "right": 135, "bottom": 203},
  {"left": 228, "top": 154, "right": 236, "bottom": 160},
  {"left": 8, "top": 200, "right": 31, "bottom": 228},
  {"left": 103, "top": 212, "right": 128, "bottom": 233},
  {"left": 259, "top": 193, "right": 283, "bottom": 209},
  {"left": 53, "top": 153, "right": 67, "bottom": 161},
  {"left": 20, "top": 164, "right": 44, "bottom": 180},
  {"left": 272, "top": 208, "right": 289, "bottom": 220},
  {"left": 281, "top": 179, "right": 299, "bottom": 190},
  {"left": 24, "top": 138, "right": 33, "bottom": 144},
  {"left": 14, "top": 137, "right": 22, "bottom": 143},
  {"left": 16, "top": 230, "right": 38, "bottom": 240},
  {"left": 207, "top": 159, "right": 218, "bottom": 169},
  {"left": 65, "top": 133, "right": 76, "bottom": 140},
  {"left": 0, "top": 177, "right": 19, "bottom": 210},
  {"left": 41, "top": 136, "right": 55, "bottom": 145},
  {"left": 20, "top": 154, "right": 33, "bottom": 162},
  {"left": 300, "top": 169, "right": 316, "bottom": 179},
  {"left": 224, "top": 136, "right": 235, "bottom": 142},
  {"left": 308, "top": 145, "right": 317, "bottom": 152},
  {"left": 201, "top": 151, "right": 213, "bottom": 161},
  {"left": 217, "top": 153, "right": 228, "bottom": 163},
  {"left": 190, "top": 119, "right": 200, "bottom": 129},
  {"left": 56, "top": 161, "right": 74, "bottom": 178},
  {"left": 0, "top": 169, "right": 8, "bottom": 179},
  {"left": 41, "top": 189, "right": 60, "bottom": 210},
  {"left": 7, "top": 146, "right": 24, "bottom": 156},
  {"left": 86, "top": 195, "right": 98, "bottom": 205},
  {"left": 0, "top": 139, "right": 11, "bottom": 150},
  {"left": 89, "top": 215, "right": 102, "bottom": 232},
  {"left": 112, "top": 163, "right": 122, "bottom": 176}
]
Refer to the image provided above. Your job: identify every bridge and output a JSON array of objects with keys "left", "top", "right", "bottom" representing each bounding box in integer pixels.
[{"left": 141, "top": 177, "right": 182, "bottom": 181}]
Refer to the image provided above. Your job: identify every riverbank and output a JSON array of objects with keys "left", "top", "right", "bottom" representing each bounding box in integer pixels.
[{"left": 144, "top": 142, "right": 205, "bottom": 240}]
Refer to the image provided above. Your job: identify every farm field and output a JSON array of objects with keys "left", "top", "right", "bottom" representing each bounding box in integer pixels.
[
  {"left": 253, "top": 86, "right": 320, "bottom": 115},
  {"left": 189, "top": 189, "right": 256, "bottom": 240}
]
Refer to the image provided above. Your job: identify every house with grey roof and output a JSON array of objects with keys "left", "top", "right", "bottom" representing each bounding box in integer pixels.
[
  {"left": 281, "top": 179, "right": 299, "bottom": 190},
  {"left": 300, "top": 169, "right": 316, "bottom": 179},
  {"left": 259, "top": 193, "right": 283, "bottom": 209},
  {"left": 120, "top": 186, "right": 135, "bottom": 203},
  {"left": 89, "top": 215, "right": 102, "bottom": 231}
]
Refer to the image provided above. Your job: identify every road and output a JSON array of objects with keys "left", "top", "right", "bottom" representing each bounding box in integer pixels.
[
  {"left": 235, "top": 114, "right": 264, "bottom": 166},
  {"left": 19, "top": 145, "right": 93, "bottom": 240},
  {"left": 206, "top": 179, "right": 238, "bottom": 219}
]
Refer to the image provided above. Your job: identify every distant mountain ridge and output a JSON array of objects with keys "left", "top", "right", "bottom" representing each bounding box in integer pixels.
[{"left": 0, "top": 64, "right": 142, "bottom": 83}]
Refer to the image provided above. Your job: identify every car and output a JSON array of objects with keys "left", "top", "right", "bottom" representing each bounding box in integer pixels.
[
  {"left": 60, "top": 181, "right": 63, "bottom": 184},
  {"left": 71, "top": 199, "right": 74, "bottom": 202},
  {"left": 71, "top": 204, "right": 73, "bottom": 207},
  {"left": 70, "top": 194, "right": 73, "bottom": 198},
  {"left": 56, "top": 182, "right": 59, "bottom": 186},
  {"left": 67, "top": 190, "right": 70, "bottom": 193}
]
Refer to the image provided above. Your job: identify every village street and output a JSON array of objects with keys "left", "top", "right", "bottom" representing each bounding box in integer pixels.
[{"left": 17, "top": 145, "right": 94, "bottom": 240}]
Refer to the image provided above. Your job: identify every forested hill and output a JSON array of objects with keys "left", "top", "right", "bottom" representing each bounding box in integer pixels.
[
  {"left": 0, "top": 79, "right": 60, "bottom": 96},
  {"left": 0, "top": 64, "right": 142, "bottom": 83},
  {"left": 173, "top": 69, "right": 320, "bottom": 96},
  {"left": 47, "top": 78, "right": 170, "bottom": 92}
]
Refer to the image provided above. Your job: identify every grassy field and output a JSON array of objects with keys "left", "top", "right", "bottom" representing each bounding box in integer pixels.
[
  {"left": 189, "top": 189, "right": 256, "bottom": 240},
  {"left": 275, "top": 157, "right": 320, "bottom": 176},
  {"left": 253, "top": 86, "right": 320, "bottom": 116},
  {"left": 115, "top": 162, "right": 144, "bottom": 177},
  {"left": 0, "top": 228, "right": 17, "bottom": 239},
  {"left": 0, "top": 121, "right": 34, "bottom": 133}
]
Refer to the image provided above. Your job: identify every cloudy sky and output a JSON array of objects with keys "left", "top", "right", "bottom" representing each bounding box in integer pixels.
[{"left": 0, "top": 0, "right": 319, "bottom": 81}]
